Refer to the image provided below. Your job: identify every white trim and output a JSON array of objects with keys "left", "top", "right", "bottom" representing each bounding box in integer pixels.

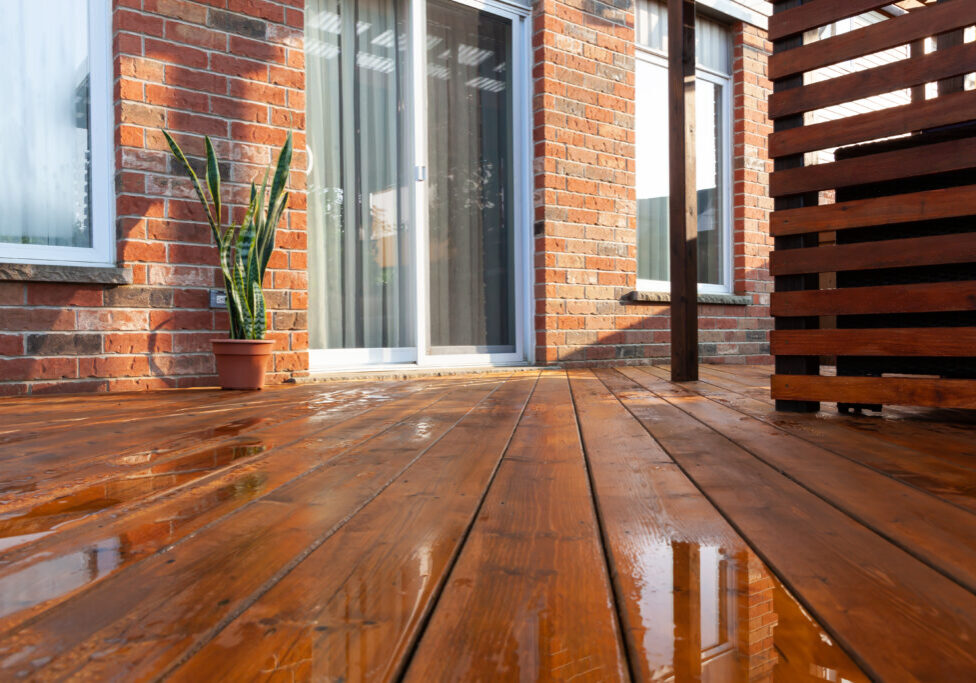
[
  {"left": 310, "top": 347, "right": 417, "bottom": 369},
  {"left": 634, "top": 47, "right": 734, "bottom": 295},
  {"left": 0, "top": 0, "right": 115, "bottom": 267},
  {"left": 307, "top": 0, "right": 532, "bottom": 371}
]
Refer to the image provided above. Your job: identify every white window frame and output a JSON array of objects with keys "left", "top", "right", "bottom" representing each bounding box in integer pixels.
[
  {"left": 0, "top": 0, "right": 115, "bottom": 267},
  {"left": 308, "top": 0, "right": 533, "bottom": 372},
  {"left": 634, "top": 43, "right": 733, "bottom": 295}
]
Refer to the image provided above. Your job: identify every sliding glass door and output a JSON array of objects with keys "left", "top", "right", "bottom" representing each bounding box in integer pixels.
[
  {"left": 306, "top": 0, "right": 415, "bottom": 365},
  {"left": 425, "top": 0, "right": 517, "bottom": 358},
  {"left": 306, "top": 0, "right": 528, "bottom": 369}
]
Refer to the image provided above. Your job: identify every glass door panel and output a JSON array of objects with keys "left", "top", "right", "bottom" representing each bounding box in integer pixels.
[
  {"left": 306, "top": 0, "right": 414, "bottom": 358},
  {"left": 425, "top": 0, "right": 516, "bottom": 355}
]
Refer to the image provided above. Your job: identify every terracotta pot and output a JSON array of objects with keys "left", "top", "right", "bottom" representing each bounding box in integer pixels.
[{"left": 211, "top": 339, "right": 275, "bottom": 390}]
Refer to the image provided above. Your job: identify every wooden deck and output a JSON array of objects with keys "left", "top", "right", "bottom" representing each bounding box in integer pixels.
[{"left": 1, "top": 365, "right": 975, "bottom": 680}]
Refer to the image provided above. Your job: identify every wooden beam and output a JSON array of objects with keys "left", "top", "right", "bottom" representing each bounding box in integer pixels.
[
  {"left": 770, "top": 88, "right": 976, "bottom": 158},
  {"left": 669, "top": 0, "right": 698, "bottom": 382},
  {"left": 771, "top": 375, "right": 976, "bottom": 410},
  {"left": 768, "top": 0, "right": 893, "bottom": 41},
  {"left": 769, "top": 0, "right": 976, "bottom": 80},
  {"left": 769, "top": 39, "right": 976, "bottom": 119},
  {"left": 770, "top": 184, "right": 976, "bottom": 237}
]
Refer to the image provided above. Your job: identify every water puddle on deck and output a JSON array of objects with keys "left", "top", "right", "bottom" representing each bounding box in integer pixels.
[
  {"left": 0, "top": 471, "right": 270, "bottom": 622},
  {"left": 0, "top": 443, "right": 266, "bottom": 549}
]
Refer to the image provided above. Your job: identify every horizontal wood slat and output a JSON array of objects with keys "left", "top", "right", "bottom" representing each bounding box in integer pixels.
[
  {"left": 771, "top": 184, "right": 976, "bottom": 237},
  {"left": 768, "top": 0, "right": 894, "bottom": 41},
  {"left": 770, "top": 233, "right": 976, "bottom": 276},
  {"left": 769, "top": 40, "right": 976, "bottom": 120},
  {"left": 771, "top": 281, "right": 976, "bottom": 317},
  {"left": 770, "top": 89, "right": 976, "bottom": 158},
  {"left": 769, "top": 0, "right": 976, "bottom": 80},
  {"left": 771, "top": 374, "right": 976, "bottom": 409},
  {"left": 770, "top": 136, "right": 976, "bottom": 198},
  {"left": 771, "top": 328, "right": 976, "bottom": 357}
]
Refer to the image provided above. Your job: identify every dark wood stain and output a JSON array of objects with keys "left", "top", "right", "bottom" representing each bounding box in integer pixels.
[{"left": 0, "top": 367, "right": 973, "bottom": 680}]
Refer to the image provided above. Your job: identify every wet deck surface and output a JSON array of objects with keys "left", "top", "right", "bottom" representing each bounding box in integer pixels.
[{"left": 1, "top": 365, "right": 975, "bottom": 680}]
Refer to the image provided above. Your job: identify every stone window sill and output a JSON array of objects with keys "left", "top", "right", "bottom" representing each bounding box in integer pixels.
[
  {"left": 0, "top": 263, "right": 133, "bottom": 286},
  {"left": 626, "top": 290, "right": 752, "bottom": 306}
]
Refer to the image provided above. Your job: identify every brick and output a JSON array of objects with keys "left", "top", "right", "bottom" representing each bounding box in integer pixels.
[{"left": 26, "top": 334, "right": 102, "bottom": 356}]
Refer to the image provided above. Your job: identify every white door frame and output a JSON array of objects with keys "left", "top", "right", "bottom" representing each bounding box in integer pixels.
[{"left": 310, "top": 0, "right": 533, "bottom": 372}]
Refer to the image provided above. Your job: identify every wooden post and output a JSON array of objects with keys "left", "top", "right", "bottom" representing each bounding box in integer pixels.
[
  {"left": 771, "top": 0, "right": 820, "bottom": 412},
  {"left": 669, "top": 0, "right": 698, "bottom": 382}
]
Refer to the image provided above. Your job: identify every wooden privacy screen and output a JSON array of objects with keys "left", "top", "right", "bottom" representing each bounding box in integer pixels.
[{"left": 768, "top": 0, "right": 976, "bottom": 412}]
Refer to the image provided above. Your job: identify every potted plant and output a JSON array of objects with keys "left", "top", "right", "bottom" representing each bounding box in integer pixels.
[{"left": 164, "top": 131, "right": 293, "bottom": 390}]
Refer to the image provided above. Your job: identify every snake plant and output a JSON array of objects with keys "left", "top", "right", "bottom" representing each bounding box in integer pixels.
[{"left": 164, "top": 131, "right": 292, "bottom": 340}]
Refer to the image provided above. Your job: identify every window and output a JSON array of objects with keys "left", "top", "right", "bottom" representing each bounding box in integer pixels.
[
  {"left": 0, "top": 0, "right": 113, "bottom": 266},
  {"left": 635, "top": 0, "right": 732, "bottom": 293}
]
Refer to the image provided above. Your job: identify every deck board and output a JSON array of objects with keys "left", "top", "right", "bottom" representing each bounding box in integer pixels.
[
  {"left": 0, "top": 365, "right": 974, "bottom": 680},
  {"left": 568, "top": 370, "right": 868, "bottom": 681},
  {"left": 618, "top": 367, "right": 976, "bottom": 594},
  {"left": 653, "top": 366, "right": 976, "bottom": 514},
  {"left": 170, "top": 373, "right": 537, "bottom": 681},
  {"left": 403, "top": 373, "right": 630, "bottom": 681},
  {"left": 597, "top": 368, "right": 976, "bottom": 680},
  {"left": 0, "top": 379, "right": 505, "bottom": 679}
]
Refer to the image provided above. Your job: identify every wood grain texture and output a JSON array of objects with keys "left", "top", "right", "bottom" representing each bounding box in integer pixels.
[
  {"left": 771, "top": 328, "right": 976, "bottom": 357},
  {"left": 402, "top": 374, "right": 630, "bottom": 682},
  {"left": 618, "top": 367, "right": 976, "bottom": 594},
  {"left": 770, "top": 89, "right": 976, "bottom": 157},
  {"left": 769, "top": 40, "right": 976, "bottom": 119},
  {"left": 770, "top": 136, "right": 976, "bottom": 197},
  {"left": 647, "top": 365, "right": 976, "bottom": 515},
  {"left": 769, "top": 233, "right": 976, "bottom": 275},
  {"left": 768, "top": 0, "right": 893, "bottom": 41},
  {"left": 771, "top": 281, "right": 976, "bottom": 317},
  {"left": 768, "top": 183, "right": 976, "bottom": 235},
  {"left": 171, "top": 374, "right": 539, "bottom": 682},
  {"left": 0, "top": 380, "right": 472, "bottom": 633},
  {"left": 599, "top": 368, "right": 976, "bottom": 681},
  {"left": 0, "top": 379, "right": 505, "bottom": 680},
  {"left": 668, "top": 0, "right": 699, "bottom": 381},
  {"left": 772, "top": 374, "right": 976, "bottom": 409},
  {"left": 569, "top": 369, "right": 868, "bottom": 681},
  {"left": 768, "top": 0, "right": 976, "bottom": 80}
]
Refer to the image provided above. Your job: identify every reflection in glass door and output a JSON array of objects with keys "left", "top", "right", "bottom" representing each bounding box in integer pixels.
[
  {"left": 306, "top": 0, "right": 414, "bottom": 365},
  {"left": 425, "top": 0, "right": 516, "bottom": 356},
  {"left": 306, "top": 0, "right": 528, "bottom": 369}
]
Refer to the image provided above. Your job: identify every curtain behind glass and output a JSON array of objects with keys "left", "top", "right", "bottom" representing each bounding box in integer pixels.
[
  {"left": 426, "top": 0, "right": 515, "bottom": 351},
  {"left": 0, "top": 1, "right": 91, "bottom": 248},
  {"left": 306, "top": 0, "right": 412, "bottom": 350},
  {"left": 635, "top": 0, "right": 731, "bottom": 74}
]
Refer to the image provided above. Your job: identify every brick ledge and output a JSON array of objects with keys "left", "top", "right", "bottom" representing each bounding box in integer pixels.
[
  {"left": 625, "top": 290, "right": 752, "bottom": 306},
  {"left": 0, "top": 263, "right": 133, "bottom": 286}
]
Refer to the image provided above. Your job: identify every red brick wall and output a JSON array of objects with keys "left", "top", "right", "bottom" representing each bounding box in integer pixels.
[
  {"left": 731, "top": 22, "right": 775, "bottom": 361},
  {"left": 0, "top": 0, "right": 308, "bottom": 395},
  {"left": 0, "top": 0, "right": 773, "bottom": 395},
  {"left": 532, "top": 0, "right": 773, "bottom": 366}
]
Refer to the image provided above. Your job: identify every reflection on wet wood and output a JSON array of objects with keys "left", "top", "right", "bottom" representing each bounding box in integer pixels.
[
  {"left": 0, "top": 366, "right": 973, "bottom": 680},
  {"left": 569, "top": 370, "right": 868, "bottom": 681},
  {"left": 598, "top": 368, "right": 976, "bottom": 680},
  {"left": 170, "top": 374, "right": 538, "bottom": 681},
  {"left": 403, "top": 374, "right": 630, "bottom": 681}
]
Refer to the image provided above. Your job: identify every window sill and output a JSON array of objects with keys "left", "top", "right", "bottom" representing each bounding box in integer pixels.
[
  {"left": 626, "top": 290, "right": 752, "bottom": 306},
  {"left": 0, "top": 263, "right": 133, "bottom": 286}
]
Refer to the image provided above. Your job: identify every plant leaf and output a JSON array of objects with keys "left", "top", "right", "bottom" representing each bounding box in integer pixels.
[
  {"left": 251, "top": 281, "right": 266, "bottom": 339},
  {"left": 204, "top": 136, "right": 222, "bottom": 231},
  {"left": 163, "top": 131, "right": 219, "bottom": 242}
]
